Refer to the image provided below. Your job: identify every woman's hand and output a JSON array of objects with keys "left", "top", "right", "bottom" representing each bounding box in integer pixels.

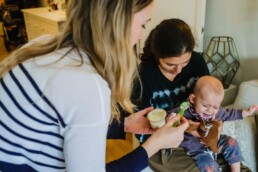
[
  {"left": 141, "top": 114, "right": 189, "bottom": 157},
  {"left": 124, "top": 107, "right": 154, "bottom": 134}
]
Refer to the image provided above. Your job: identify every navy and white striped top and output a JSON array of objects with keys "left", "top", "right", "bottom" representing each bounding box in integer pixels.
[{"left": 0, "top": 46, "right": 111, "bottom": 171}]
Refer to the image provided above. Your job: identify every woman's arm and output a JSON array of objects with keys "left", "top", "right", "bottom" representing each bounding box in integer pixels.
[
  {"left": 106, "top": 146, "right": 148, "bottom": 172},
  {"left": 106, "top": 115, "right": 189, "bottom": 171},
  {"left": 44, "top": 66, "right": 111, "bottom": 171}
]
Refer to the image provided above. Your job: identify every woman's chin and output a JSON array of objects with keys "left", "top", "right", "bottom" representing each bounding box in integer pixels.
[{"left": 169, "top": 71, "right": 179, "bottom": 76}]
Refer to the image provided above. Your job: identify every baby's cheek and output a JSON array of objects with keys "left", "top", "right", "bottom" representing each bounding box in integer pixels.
[{"left": 195, "top": 107, "right": 203, "bottom": 114}]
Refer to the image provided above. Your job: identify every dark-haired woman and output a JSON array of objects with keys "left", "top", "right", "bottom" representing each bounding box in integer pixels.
[{"left": 133, "top": 18, "right": 209, "bottom": 171}]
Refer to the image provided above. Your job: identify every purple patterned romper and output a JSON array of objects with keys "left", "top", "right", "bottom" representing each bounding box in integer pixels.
[{"left": 174, "top": 104, "right": 244, "bottom": 172}]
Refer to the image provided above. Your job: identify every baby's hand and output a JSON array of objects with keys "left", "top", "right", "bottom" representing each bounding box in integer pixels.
[
  {"left": 185, "top": 120, "right": 200, "bottom": 137},
  {"left": 242, "top": 104, "right": 258, "bottom": 117},
  {"left": 190, "top": 130, "right": 201, "bottom": 138}
]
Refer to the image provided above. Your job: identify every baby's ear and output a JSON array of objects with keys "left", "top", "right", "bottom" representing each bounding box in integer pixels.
[{"left": 189, "top": 94, "right": 195, "bottom": 104}]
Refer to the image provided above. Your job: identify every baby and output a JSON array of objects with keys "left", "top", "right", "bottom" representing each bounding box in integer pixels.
[{"left": 173, "top": 76, "right": 258, "bottom": 172}]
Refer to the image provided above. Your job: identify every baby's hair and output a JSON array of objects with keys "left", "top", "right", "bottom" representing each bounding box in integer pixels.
[{"left": 193, "top": 76, "right": 224, "bottom": 97}]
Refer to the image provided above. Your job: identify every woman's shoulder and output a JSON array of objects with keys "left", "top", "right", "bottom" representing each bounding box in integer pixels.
[
  {"left": 138, "top": 59, "right": 160, "bottom": 78},
  {"left": 19, "top": 48, "right": 106, "bottom": 90},
  {"left": 24, "top": 47, "right": 93, "bottom": 71},
  {"left": 191, "top": 51, "right": 205, "bottom": 60},
  {"left": 139, "top": 59, "right": 156, "bottom": 71},
  {"left": 189, "top": 51, "right": 207, "bottom": 65},
  {"left": 185, "top": 51, "right": 209, "bottom": 75}
]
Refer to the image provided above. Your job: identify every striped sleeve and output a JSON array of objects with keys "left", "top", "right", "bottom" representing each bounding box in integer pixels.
[{"left": 0, "top": 64, "right": 65, "bottom": 171}]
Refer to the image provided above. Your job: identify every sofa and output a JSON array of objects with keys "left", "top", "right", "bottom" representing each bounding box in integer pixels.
[{"left": 222, "top": 80, "right": 258, "bottom": 172}]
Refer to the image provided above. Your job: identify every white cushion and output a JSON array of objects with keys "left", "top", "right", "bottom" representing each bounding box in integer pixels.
[{"left": 222, "top": 80, "right": 258, "bottom": 172}]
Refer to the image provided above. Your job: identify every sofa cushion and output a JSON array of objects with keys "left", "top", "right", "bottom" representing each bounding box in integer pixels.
[{"left": 222, "top": 80, "right": 258, "bottom": 172}]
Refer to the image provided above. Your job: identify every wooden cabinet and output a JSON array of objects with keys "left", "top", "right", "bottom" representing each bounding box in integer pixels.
[{"left": 22, "top": 8, "right": 66, "bottom": 41}]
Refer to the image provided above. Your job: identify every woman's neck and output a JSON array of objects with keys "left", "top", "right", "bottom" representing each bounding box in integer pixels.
[{"left": 159, "top": 66, "right": 177, "bottom": 81}]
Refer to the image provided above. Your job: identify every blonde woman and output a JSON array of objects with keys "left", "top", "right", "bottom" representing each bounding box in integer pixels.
[{"left": 0, "top": 0, "right": 188, "bottom": 171}]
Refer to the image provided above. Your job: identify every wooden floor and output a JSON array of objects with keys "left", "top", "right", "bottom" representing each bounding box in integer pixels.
[{"left": 106, "top": 133, "right": 133, "bottom": 163}]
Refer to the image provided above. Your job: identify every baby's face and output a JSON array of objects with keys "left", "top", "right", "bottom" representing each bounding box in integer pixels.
[{"left": 193, "top": 92, "right": 223, "bottom": 120}]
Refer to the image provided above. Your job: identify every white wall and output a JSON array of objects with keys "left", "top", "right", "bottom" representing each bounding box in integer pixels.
[
  {"left": 138, "top": 0, "right": 206, "bottom": 53},
  {"left": 204, "top": 0, "right": 258, "bottom": 86}
]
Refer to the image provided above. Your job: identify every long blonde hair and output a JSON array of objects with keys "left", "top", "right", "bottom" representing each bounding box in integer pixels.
[{"left": 0, "top": 0, "right": 153, "bottom": 122}]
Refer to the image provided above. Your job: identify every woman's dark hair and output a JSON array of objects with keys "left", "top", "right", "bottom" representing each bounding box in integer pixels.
[{"left": 140, "top": 18, "right": 195, "bottom": 62}]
